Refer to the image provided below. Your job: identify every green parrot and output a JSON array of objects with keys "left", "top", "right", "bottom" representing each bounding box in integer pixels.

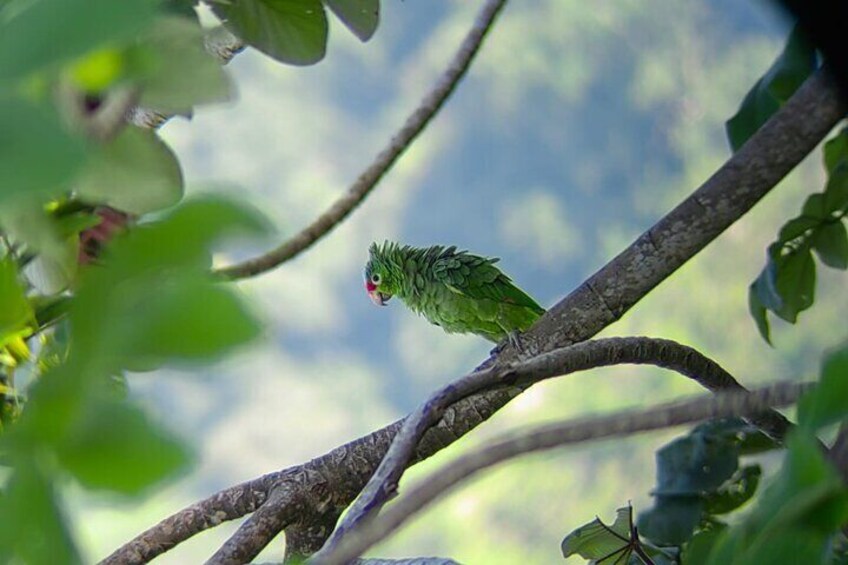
[{"left": 364, "top": 241, "right": 545, "bottom": 343}]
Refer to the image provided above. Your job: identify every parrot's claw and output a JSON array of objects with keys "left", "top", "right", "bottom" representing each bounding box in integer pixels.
[{"left": 491, "top": 331, "right": 527, "bottom": 356}]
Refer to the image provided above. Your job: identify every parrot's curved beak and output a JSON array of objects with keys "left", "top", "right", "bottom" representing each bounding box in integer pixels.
[{"left": 368, "top": 290, "right": 392, "bottom": 306}]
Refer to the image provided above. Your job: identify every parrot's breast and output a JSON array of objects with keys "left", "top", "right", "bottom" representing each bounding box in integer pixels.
[{"left": 401, "top": 281, "right": 532, "bottom": 343}]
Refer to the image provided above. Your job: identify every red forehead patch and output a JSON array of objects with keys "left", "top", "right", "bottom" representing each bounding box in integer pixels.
[{"left": 366, "top": 280, "right": 376, "bottom": 292}]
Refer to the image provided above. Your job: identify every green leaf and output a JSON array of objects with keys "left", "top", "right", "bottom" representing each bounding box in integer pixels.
[
  {"left": 561, "top": 506, "right": 634, "bottom": 562},
  {"left": 135, "top": 16, "right": 232, "bottom": 113},
  {"left": 802, "top": 193, "right": 828, "bottom": 220},
  {"left": 32, "top": 295, "right": 72, "bottom": 334},
  {"left": 762, "top": 28, "right": 817, "bottom": 101},
  {"left": 690, "top": 418, "right": 778, "bottom": 455},
  {"left": 57, "top": 397, "right": 192, "bottom": 494},
  {"left": 0, "top": 0, "right": 157, "bottom": 82},
  {"left": 682, "top": 524, "right": 727, "bottom": 565},
  {"left": 725, "top": 26, "right": 816, "bottom": 152},
  {"left": 639, "top": 423, "right": 755, "bottom": 546},
  {"left": 652, "top": 432, "right": 738, "bottom": 496},
  {"left": 0, "top": 200, "right": 78, "bottom": 291},
  {"left": 703, "top": 465, "right": 761, "bottom": 515},
  {"left": 797, "top": 343, "right": 848, "bottom": 430},
  {"left": 706, "top": 433, "right": 848, "bottom": 565},
  {"left": 324, "top": 0, "right": 379, "bottom": 41},
  {"left": 735, "top": 530, "right": 832, "bottom": 565},
  {"left": 74, "top": 127, "right": 184, "bottom": 215},
  {"left": 107, "top": 196, "right": 270, "bottom": 270},
  {"left": 0, "top": 97, "right": 87, "bottom": 202},
  {"left": 824, "top": 127, "right": 848, "bottom": 175},
  {"left": 70, "top": 197, "right": 268, "bottom": 371},
  {"left": 725, "top": 77, "right": 779, "bottom": 153},
  {"left": 162, "top": 0, "right": 200, "bottom": 20},
  {"left": 212, "top": 0, "right": 328, "bottom": 65},
  {"left": 778, "top": 216, "right": 820, "bottom": 243},
  {"left": 766, "top": 245, "right": 816, "bottom": 323},
  {"left": 638, "top": 496, "right": 703, "bottom": 546},
  {"left": 0, "top": 258, "right": 34, "bottom": 341},
  {"left": 748, "top": 282, "right": 772, "bottom": 344},
  {"left": 123, "top": 274, "right": 261, "bottom": 367},
  {"left": 52, "top": 211, "right": 102, "bottom": 239},
  {"left": 824, "top": 165, "right": 848, "bottom": 214},
  {"left": 812, "top": 221, "right": 848, "bottom": 270},
  {"left": 0, "top": 461, "right": 81, "bottom": 564},
  {"left": 766, "top": 435, "right": 848, "bottom": 522}
]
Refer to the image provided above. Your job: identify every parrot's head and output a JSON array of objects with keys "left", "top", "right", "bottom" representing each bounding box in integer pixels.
[{"left": 364, "top": 242, "right": 397, "bottom": 306}]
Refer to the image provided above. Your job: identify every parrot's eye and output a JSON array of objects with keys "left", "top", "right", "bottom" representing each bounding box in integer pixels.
[{"left": 371, "top": 273, "right": 381, "bottom": 285}]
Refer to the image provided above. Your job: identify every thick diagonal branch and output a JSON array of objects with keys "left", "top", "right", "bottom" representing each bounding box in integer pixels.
[
  {"left": 103, "top": 69, "right": 845, "bottom": 565},
  {"left": 310, "top": 337, "right": 790, "bottom": 562},
  {"left": 315, "top": 381, "right": 811, "bottom": 565}
]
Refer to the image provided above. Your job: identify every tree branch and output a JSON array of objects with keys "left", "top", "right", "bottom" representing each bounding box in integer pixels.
[
  {"left": 103, "top": 64, "right": 845, "bottom": 565},
  {"left": 314, "top": 381, "right": 812, "bottom": 565},
  {"left": 214, "top": 0, "right": 510, "bottom": 279},
  {"left": 506, "top": 68, "right": 846, "bottom": 360},
  {"left": 310, "top": 337, "right": 790, "bottom": 562}
]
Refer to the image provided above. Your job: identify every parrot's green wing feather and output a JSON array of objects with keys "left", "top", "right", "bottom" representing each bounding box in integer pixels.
[{"left": 432, "top": 248, "right": 545, "bottom": 314}]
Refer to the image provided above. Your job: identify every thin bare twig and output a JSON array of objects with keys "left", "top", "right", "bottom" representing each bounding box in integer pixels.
[
  {"left": 213, "top": 0, "right": 510, "bottom": 279},
  {"left": 311, "top": 337, "right": 790, "bottom": 561},
  {"left": 314, "top": 381, "right": 812, "bottom": 565}
]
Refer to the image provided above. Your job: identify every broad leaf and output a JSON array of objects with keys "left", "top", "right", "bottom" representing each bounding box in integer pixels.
[
  {"left": 824, "top": 165, "right": 848, "bottom": 214},
  {"left": 212, "top": 0, "right": 328, "bottom": 65},
  {"left": 0, "top": 259, "right": 34, "bottom": 341},
  {"left": 771, "top": 246, "right": 816, "bottom": 323},
  {"left": 797, "top": 342, "right": 848, "bottom": 430},
  {"left": 561, "top": 506, "right": 634, "bottom": 563},
  {"left": 708, "top": 431, "right": 848, "bottom": 565},
  {"left": 754, "top": 244, "right": 816, "bottom": 324},
  {"left": 136, "top": 16, "right": 232, "bottom": 113},
  {"left": 777, "top": 215, "right": 819, "bottom": 242},
  {"left": 74, "top": 127, "right": 184, "bottom": 215},
  {"left": 824, "top": 127, "right": 848, "bottom": 175},
  {"left": 638, "top": 496, "right": 703, "bottom": 546},
  {"left": 324, "top": 0, "right": 379, "bottom": 41},
  {"left": 123, "top": 273, "right": 262, "bottom": 367},
  {"left": 725, "top": 26, "right": 816, "bottom": 152},
  {"left": 703, "top": 465, "right": 761, "bottom": 515},
  {"left": 0, "top": 97, "right": 87, "bottom": 202},
  {"left": 0, "top": 0, "right": 157, "bottom": 82},
  {"left": 652, "top": 433, "right": 738, "bottom": 496},
  {"left": 104, "top": 196, "right": 270, "bottom": 271},
  {"left": 812, "top": 221, "right": 848, "bottom": 269},
  {"left": 690, "top": 418, "right": 778, "bottom": 455},
  {"left": 705, "top": 434, "right": 848, "bottom": 565},
  {"left": 801, "top": 193, "right": 827, "bottom": 220},
  {"left": 162, "top": 0, "right": 200, "bottom": 20},
  {"left": 638, "top": 422, "right": 763, "bottom": 546},
  {"left": 70, "top": 197, "right": 267, "bottom": 371},
  {"left": 57, "top": 397, "right": 191, "bottom": 494},
  {"left": 0, "top": 462, "right": 80, "bottom": 564},
  {"left": 747, "top": 283, "right": 772, "bottom": 344},
  {"left": 748, "top": 127, "right": 848, "bottom": 343},
  {"left": 681, "top": 524, "right": 727, "bottom": 565}
]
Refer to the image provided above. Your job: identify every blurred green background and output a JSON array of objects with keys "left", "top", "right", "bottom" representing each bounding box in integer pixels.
[{"left": 72, "top": 1, "right": 847, "bottom": 562}]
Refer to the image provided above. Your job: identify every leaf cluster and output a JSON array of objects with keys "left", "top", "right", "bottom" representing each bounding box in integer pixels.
[
  {"left": 749, "top": 127, "right": 848, "bottom": 343},
  {"left": 562, "top": 343, "right": 848, "bottom": 565},
  {"left": 0, "top": 0, "right": 287, "bottom": 561}
]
